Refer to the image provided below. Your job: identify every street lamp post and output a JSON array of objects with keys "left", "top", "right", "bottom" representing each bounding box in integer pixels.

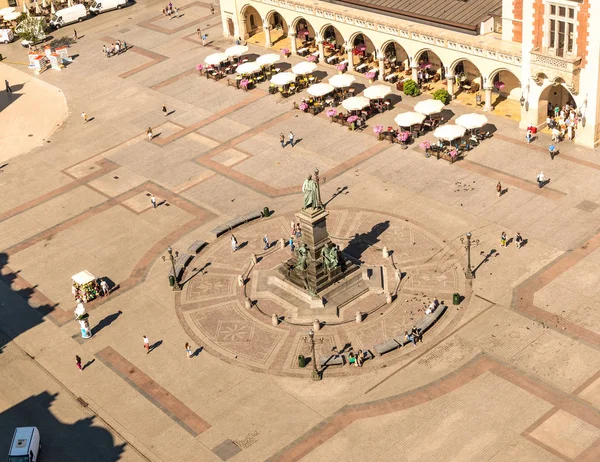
[
  {"left": 305, "top": 329, "right": 323, "bottom": 381},
  {"left": 460, "top": 232, "right": 481, "bottom": 279},
  {"left": 167, "top": 246, "right": 181, "bottom": 291}
]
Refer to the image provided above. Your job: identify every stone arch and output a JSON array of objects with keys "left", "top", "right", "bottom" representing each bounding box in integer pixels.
[
  {"left": 291, "top": 17, "right": 316, "bottom": 38},
  {"left": 347, "top": 31, "right": 376, "bottom": 67},
  {"left": 320, "top": 24, "right": 344, "bottom": 46},
  {"left": 449, "top": 58, "right": 483, "bottom": 92},
  {"left": 265, "top": 9, "right": 289, "bottom": 36},
  {"left": 381, "top": 39, "right": 409, "bottom": 64},
  {"left": 413, "top": 48, "right": 444, "bottom": 76},
  {"left": 538, "top": 81, "right": 578, "bottom": 124},
  {"left": 488, "top": 68, "right": 521, "bottom": 100},
  {"left": 240, "top": 5, "right": 262, "bottom": 39}
]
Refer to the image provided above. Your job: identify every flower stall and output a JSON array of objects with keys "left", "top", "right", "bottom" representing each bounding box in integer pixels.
[{"left": 71, "top": 270, "right": 100, "bottom": 303}]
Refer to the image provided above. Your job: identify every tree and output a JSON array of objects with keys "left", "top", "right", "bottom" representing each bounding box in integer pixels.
[
  {"left": 432, "top": 88, "right": 451, "bottom": 105},
  {"left": 15, "top": 16, "right": 47, "bottom": 47},
  {"left": 403, "top": 79, "right": 420, "bottom": 97}
]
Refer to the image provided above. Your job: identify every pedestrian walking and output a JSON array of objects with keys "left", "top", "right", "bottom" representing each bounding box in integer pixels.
[
  {"left": 185, "top": 342, "right": 192, "bottom": 358},
  {"left": 4, "top": 79, "right": 11, "bottom": 94},
  {"left": 143, "top": 335, "right": 150, "bottom": 354},
  {"left": 263, "top": 234, "right": 270, "bottom": 250},
  {"left": 162, "top": 104, "right": 168, "bottom": 117},
  {"left": 81, "top": 112, "right": 88, "bottom": 123},
  {"left": 515, "top": 232, "right": 523, "bottom": 249},
  {"left": 549, "top": 144, "right": 557, "bottom": 160},
  {"left": 100, "top": 279, "right": 109, "bottom": 297},
  {"left": 404, "top": 330, "right": 416, "bottom": 346},
  {"left": 280, "top": 133, "right": 285, "bottom": 148},
  {"left": 290, "top": 220, "right": 296, "bottom": 237},
  {"left": 202, "top": 34, "right": 207, "bottom": 46},
  {"left": 174, "top": 6, "right": 179, "bottom": 18},
  {"left": 235, "top": 37, "right": 241, "bottom": 45},
  {"left": 210, "top": 3, "right": 214, "bottom": 14},
  {"left": 147, "top": 127, "right": 153, "bottom": 141},
  {"left": 231, "top": 234, "right": 238, "bottom": 252},
  {"left": 75, "top": 355, "right": 83, "bottom": 372},
  {"left": 73, "top": 29, "right": 78, "bottom": 40},
  {"left": 355, "top": 350, "right": 363, "bottom": 367},
  {"left": 526, "top": 128, "right": 533, "bottom": 143},
  {"left": 197, "top": 28, "right": 202, "bottom": 39},
  {"left": 122, "top": 40, "right": 127, "bottom": 52},
  {"left": 496, "top": 181, "right": 502, "bottom": 197},
  {"left": 288, "top": 131, "right": 295, "bottom": 147},
  {"left": 536, "top": 171, "right": 546, "bottom": 188},
  {"left": 114, "top": 42, "right": 120, "bottom": 54},
  {"left": 295, "top": 223, "right": 302, "bottom": 238},
  {"left": 150, "top": 194, "right": 157, "bottom": 208},
  {"left": 102, "top": 45, "right": 107, "bottom": 57},
  {"left": 500, "top": 231, "right": 507, "bottom": 247},
  {"left": 289, "top": 236, "right": 294, "bottom": 252}
]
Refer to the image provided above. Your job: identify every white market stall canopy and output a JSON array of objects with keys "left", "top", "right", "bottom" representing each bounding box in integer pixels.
[{"left": 72, "top": 270, "right": 96, "bottom": 285}]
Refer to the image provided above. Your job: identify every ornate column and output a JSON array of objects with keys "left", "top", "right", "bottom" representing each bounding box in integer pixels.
[
  {"left": 446, "top": 74, "right": 454, "bottom": 100},
  {"left": 377, "top": 50, "right": 385, "bottom": 81},
  {"left": 239, "top": 18, "right": 247, "bottom": 40},
  {"left": 483, "top": 86, "right": 493, "bottom": 112},
  {"left": 316, "top": 34, "right": 324, "bottom": 61},
  {"left": 290, "top": 32, "right": 297, "bottom": 54},
  {"left": 344, "top": 42, "right": 354, "bottom": 71},
  {"left": 411, "top": 66, "right": 418, "bottom": 82},
  {"left": 263, "top": 21, "right": 272, "bottom": 48}
]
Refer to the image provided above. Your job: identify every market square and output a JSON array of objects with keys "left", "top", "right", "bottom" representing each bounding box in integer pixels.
[{"left": 1, "top": 0, "right": 600, "bottom": 460}]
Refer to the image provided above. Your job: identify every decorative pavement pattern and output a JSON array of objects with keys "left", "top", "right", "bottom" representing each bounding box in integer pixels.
[{"left": 0, "top": 0, "right": 599, "bottom": 460}]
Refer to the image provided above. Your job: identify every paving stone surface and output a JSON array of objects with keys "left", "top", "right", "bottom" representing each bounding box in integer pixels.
[{"left": 0, "top": 0, "right": 600, "bottom": 460}]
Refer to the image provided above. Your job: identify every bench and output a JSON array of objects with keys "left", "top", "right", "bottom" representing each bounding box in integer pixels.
[
  {"left": 210, "top": 210, "right": 265, "bottom": 237},
  {"left": 175, "top": 253, "right": 193, "bottom": 268},
  {"left": 373, "top": 339, "right": 400, "bottom": 357},
  {"left": 319, "top": 354, "right": 345, "bottom": 367},
  {"left": 187, "top": 240, "right": 207, "bottom": 255},
  {"left": 415, "top": 305, "right": 447, "bottom": 333}
]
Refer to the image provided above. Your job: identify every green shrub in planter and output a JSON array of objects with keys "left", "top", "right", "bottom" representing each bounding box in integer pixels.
[
  {"left": 403, "top": 79, "right": 420, "bottom": 97},
  {"left": 432, "top": 88, "right": 451, "bottom": 105}
]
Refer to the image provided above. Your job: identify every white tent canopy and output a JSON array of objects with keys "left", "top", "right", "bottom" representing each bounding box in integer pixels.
[
  {"left": 342, "top": 96, "right": 370, "bottom": 111},
  {"left": 256, "top": 53, "right": 280, "bottom": 66},
  {"left": 225, "top": 44, "right": 249, "bottom": 57},
  {"left": 455, "top": 113, "right": 488, "bottom": 130},
  {"left": 433, "top": 124, "right": 466, "bottom": 141},
  {"left": 72, "top": 270, "right": 96, "bottom": 285},
  {"left": 0, "top": 7, "right": 16, "bottom": 16},
  {"left": 363, "top": 84, "right": 391, "bottom": 100},
  {"left": 270, "top": 72, "right": 296, "bottom": 86},
  {"left": 204, "top": 52, "right": 229, "bottom": 65},
  {"left": 329, "top": 74, "right": 356, "bottom": 88},
  {"left": 307, "top": 83, "right": 334, "bottom": 97},
  {"left": 394, "top": 112, "right": 425, "bottom": 127},
  {"left": 3, "top": 11, "right": 20, "bottom": 20},
  {"left": 291, "top": 61, "right": 317, "bottom": 75},
  {"left": 236, "top": 61, "right": 261, "bottom": 74},
  {"left": 414, "top": 99, "right": 445, "bottom": 115}
]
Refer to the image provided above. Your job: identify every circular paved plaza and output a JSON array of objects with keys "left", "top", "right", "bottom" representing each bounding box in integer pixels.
[{"left": 175, "top": 208, "right": 468, "bottom": 376}]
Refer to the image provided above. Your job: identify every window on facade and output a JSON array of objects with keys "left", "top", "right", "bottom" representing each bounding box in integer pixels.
[
  {"left": 547, "top": 3, "right": 576, "bottom": 57},
  {"left": 250, "top": 14, "right": 255, "bottom": 29}
]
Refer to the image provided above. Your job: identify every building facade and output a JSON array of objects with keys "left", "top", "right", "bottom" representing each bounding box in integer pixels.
[{"left": 219, "top": 0, "right": 600, "bottom": 148}]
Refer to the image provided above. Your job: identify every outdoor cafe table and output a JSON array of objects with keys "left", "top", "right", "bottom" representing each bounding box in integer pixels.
[
  {"left": 356, "top": 63, "right": 368, "bottom": 72},
  {"left": 327, "top": 55, "right": 338, "bottom": 63}
]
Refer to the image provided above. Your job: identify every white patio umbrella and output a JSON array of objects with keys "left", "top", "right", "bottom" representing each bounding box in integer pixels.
[
  {"left": 455, "top": 113, "right": 489, "bottom": 130},
  {"left": 394, "top": 112, "right": 426, "bottom": 127},
  {"left": 434, "top": 124, "right": 466, "bottom": 141},
  {"left": 0, "top": 7, "right": 16, "bottom": 16},
  {"left": 291, "top": 61, "right": 317, "bottom": 75},
  {"left": 236, "top": 61, "right": 261, "bottom": 74},
  {"left": 256, "top": 53, "right": 280, "bottom": 66},
  {"left": 204, "top": 52, "right": 229, "bottom": 65},
  {"left": 270, "top": 72, "right": 296, "bottom": 86},
  {"left": 225, "top": 44, "right": 249, "bottom": 57},
  {"left": 307, "top": 83, "right": 334, "bottom": 97},
  {"left": 50, "top": 2, "right": 55, "bottom": 13},
  {"left": 329, "top": 74, "right": 356, "bottom": 88},
  {"left": 342, "top": 96, "right": 370, "bottom": 111},
  {"left": 363, "top": 84, "right": 391, "bottom": 100},
  {"left": 414, "top": 99, "right": 445, "bottom": 115},
  {"left": 3, "top": 11, "right": 21, "bottom": 20}
]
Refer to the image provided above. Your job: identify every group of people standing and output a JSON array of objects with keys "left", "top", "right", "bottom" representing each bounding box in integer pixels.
[
  {"left": 162, "top": 2, "right": 179, "bottom": 18},
  {"left": 547, "top": 102, "right": 578, "bottom": 142},
  {"left": 102, "top": 39, "right": 127, "bottom": 58}
]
